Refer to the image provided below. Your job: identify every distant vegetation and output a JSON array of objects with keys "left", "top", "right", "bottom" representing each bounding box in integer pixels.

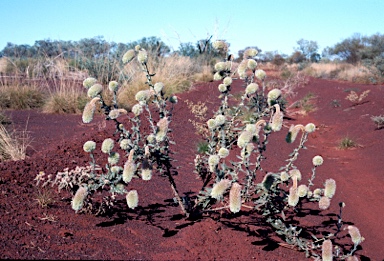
[{"left": 0, "top": 33, "right": 383, "bottom": 113}]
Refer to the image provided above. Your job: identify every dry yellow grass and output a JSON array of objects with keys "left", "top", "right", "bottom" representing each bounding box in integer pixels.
[
  {"left": 117, "top": 54, "right": 210, "bottom": 109},
  {"left": 0, "top": 124, "right": 32, "bottom": 161},
  {"left": 303, "top": 62, "right": 376, "bottom": 83},
  {"left": 0, "top": 58, "right": 7, "bottom": 73}
]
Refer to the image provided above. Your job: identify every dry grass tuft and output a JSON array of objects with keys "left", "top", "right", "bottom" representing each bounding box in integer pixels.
[
  {"left": 0, "top": 124, "right": 32, "bottom": 161},
  {"left": 43, "top": 87, "right": 88, "bottom": 114},
  {"left": 0, "top": 85, "right": 46, "bottom": 110}
]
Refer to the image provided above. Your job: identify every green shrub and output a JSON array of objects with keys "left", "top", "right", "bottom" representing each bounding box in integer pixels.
[{"left": 339, "top": 137, "right": 357, "bottom": 149}]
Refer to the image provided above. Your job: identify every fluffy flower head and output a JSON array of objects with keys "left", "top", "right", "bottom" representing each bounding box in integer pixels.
[
  {"left": 108, "top": 81, "right": 119, "bottom": 92},
  {"left": 247, "top": 59, "right": 257, "bottom": 70},
  {"left": 83, "top": 77, "right": 97, "bottom": 89},
  {"left": 207, "top": 119, "right": 217, "bottom": 130},
  {"left": 122, "top": 49, "right": 136, "bottom": 64},
  {"left": 211, "top": 179, "right": 231, "bottom": 199},
  {"left": 137, "top": 50, "right": 148, "bottom": 63},
  {"left": 218, "top": 84, "right": 227, "bottom": 93},
  {"left": 208, "top": 154, "right": 220, "bottom": 172},
  {"left": 215, "top": 115, "right": 226, "bottom": 126},
  {"left": 71, "top": 186, "right": 87, "bottom": 212},
  {"left": 213, "top": 72, "right": 223, "bottom": 81},
  {"left": 154, "top": 82, "right": 164, "bottom": 94},
  {"left": 131, "top": 104, "right": 143, "bottom": 116},
  {"left": 218, "top": 147, "right": 229, "bottom": 158},
  {"left": 255, "top": 69, "right": 267, "bottom": 80},
  {"left": 347, "top": 225, "right": 363, "bottom": 245},
  {"left": 322, "top": 239, "right": 333, "bottom": 261},
  {"left": 82, "top": 97, "right": 100, "bottom": 123},
  {"left": 245, "top": 83, "right": 259, "bottom": 95},
  {"left": 312, "top": 155, "right": 324, "bottom": 166},
  {"left": 229, "top": 183, "right": 242, "bottom": 213},
  {"left": 135, "top": 90, "right": 152, "bottom": 104},
  {"left": 268, "top": 88, "right": 282, "bottom": 101},
  {"left": 212, "top": 40, "right": 228, "bottom": 50},
  {"left": 319, "top": 196, "right": 331, "bottom": 210},
  {"left": 305, "top": 123, "right": 316, "bottom": 133},
  {"left": 243, "top": 48, "right": 258, "bottom": 58},
  {"left": 223, "top": 77, "right": 232, "bottom": 86},
  {"left": 108, "top": 152, "right": 120, "bottom": 165},
  {"left": 83, "top": 141, "right": 96, "bottom": 153},
  {"left": 101, "top": 138, "right": 114, "bottom": 154},
  {"left": 237, "top": 130, "right": 253, "bottom": 148},
  {"left": 87, "top": 84, "right": 103, "bottom": 98},
  {"left": 288, "top": 187, "right": 299, "bottom": 207},
  {"left": 126, "top": 190, "right": 139, "bottom": 209},
  {"left": 324, "top": 178, "right": 336, "bottom": 198}
]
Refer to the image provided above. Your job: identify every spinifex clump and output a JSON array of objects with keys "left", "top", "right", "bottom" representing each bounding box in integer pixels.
[
  {"left": 190, "top": 41, "right": 364, "bottom": 259},
  {"left": 36, "top": 45, "right": 186, "bottom": 215}
]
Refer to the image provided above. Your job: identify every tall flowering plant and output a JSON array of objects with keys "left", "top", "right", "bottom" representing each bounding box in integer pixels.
[
  {"left": 36, "top": 45, "right": 186, "bottom": 215},
  {"left": 190, "top": 41, "right": 363, "bottom": 259}
]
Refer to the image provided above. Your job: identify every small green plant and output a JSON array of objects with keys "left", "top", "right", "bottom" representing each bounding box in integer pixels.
[
  {"left": 371, "top": 115, "right": 384, "bottom": 129},
  {"left": 338, "top": 137, "right": 357, "bottom": 149},
  {"left": 196, "top": 140, "right": 209, "bottom": 154},
  {"left": 34, "top": 186, "right": 55, "bottom": 208}
]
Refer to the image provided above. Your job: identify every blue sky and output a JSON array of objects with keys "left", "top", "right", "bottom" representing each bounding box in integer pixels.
[{"left": 1, "top": 0, "right": 383, "bottom": 57}]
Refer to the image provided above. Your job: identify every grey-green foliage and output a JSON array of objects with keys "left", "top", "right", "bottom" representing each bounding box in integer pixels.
[
  {"left": 36, "top": 44, "right": 185, "bottom": 215},
  {"left": 191, "top": 42, "right": 363, "bottom": 259},
  {"left": 327, "top": 32, "right": 384, "bottom": 76},
  {"left": 371, "top": 115, "right": 384, "bottom": 129},
  {"left": 35, "top": 41, "right": 364, "bottom": 260}
]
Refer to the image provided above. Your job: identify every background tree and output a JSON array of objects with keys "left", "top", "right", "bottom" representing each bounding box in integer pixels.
[
  {"left": 326, "top": 33, "right": 364, "bottom": 64},
  {"left": 295, "top": 39, "right": 320, "bottom": 62}
]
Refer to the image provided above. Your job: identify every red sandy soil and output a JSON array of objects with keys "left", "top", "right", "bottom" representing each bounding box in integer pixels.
[{"left": 1, "top": 76, "right": 383, "bottom": 260}]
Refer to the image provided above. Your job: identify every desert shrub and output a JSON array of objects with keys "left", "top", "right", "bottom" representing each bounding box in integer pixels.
[
  {"left": 371, "top": 115, "right": 384, "bottom": 129},
  {"left": 36, "top": 43, "right": 364, "bottom": 260}
]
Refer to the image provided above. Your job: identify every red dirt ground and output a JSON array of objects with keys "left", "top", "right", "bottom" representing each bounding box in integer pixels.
[{"left": 1, "top": 76, "right": 383, "bottom": 260}]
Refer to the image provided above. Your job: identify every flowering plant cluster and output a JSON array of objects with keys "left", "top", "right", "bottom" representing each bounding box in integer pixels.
[
  {"left": 190, "top": 41, "right": 363, "bottom": 260},
  {"left": 35, "top": 42, "right": 364, "bottom": 260},
  {"left": 36, "top": 45, "right": 186, "bottom": 215}
]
